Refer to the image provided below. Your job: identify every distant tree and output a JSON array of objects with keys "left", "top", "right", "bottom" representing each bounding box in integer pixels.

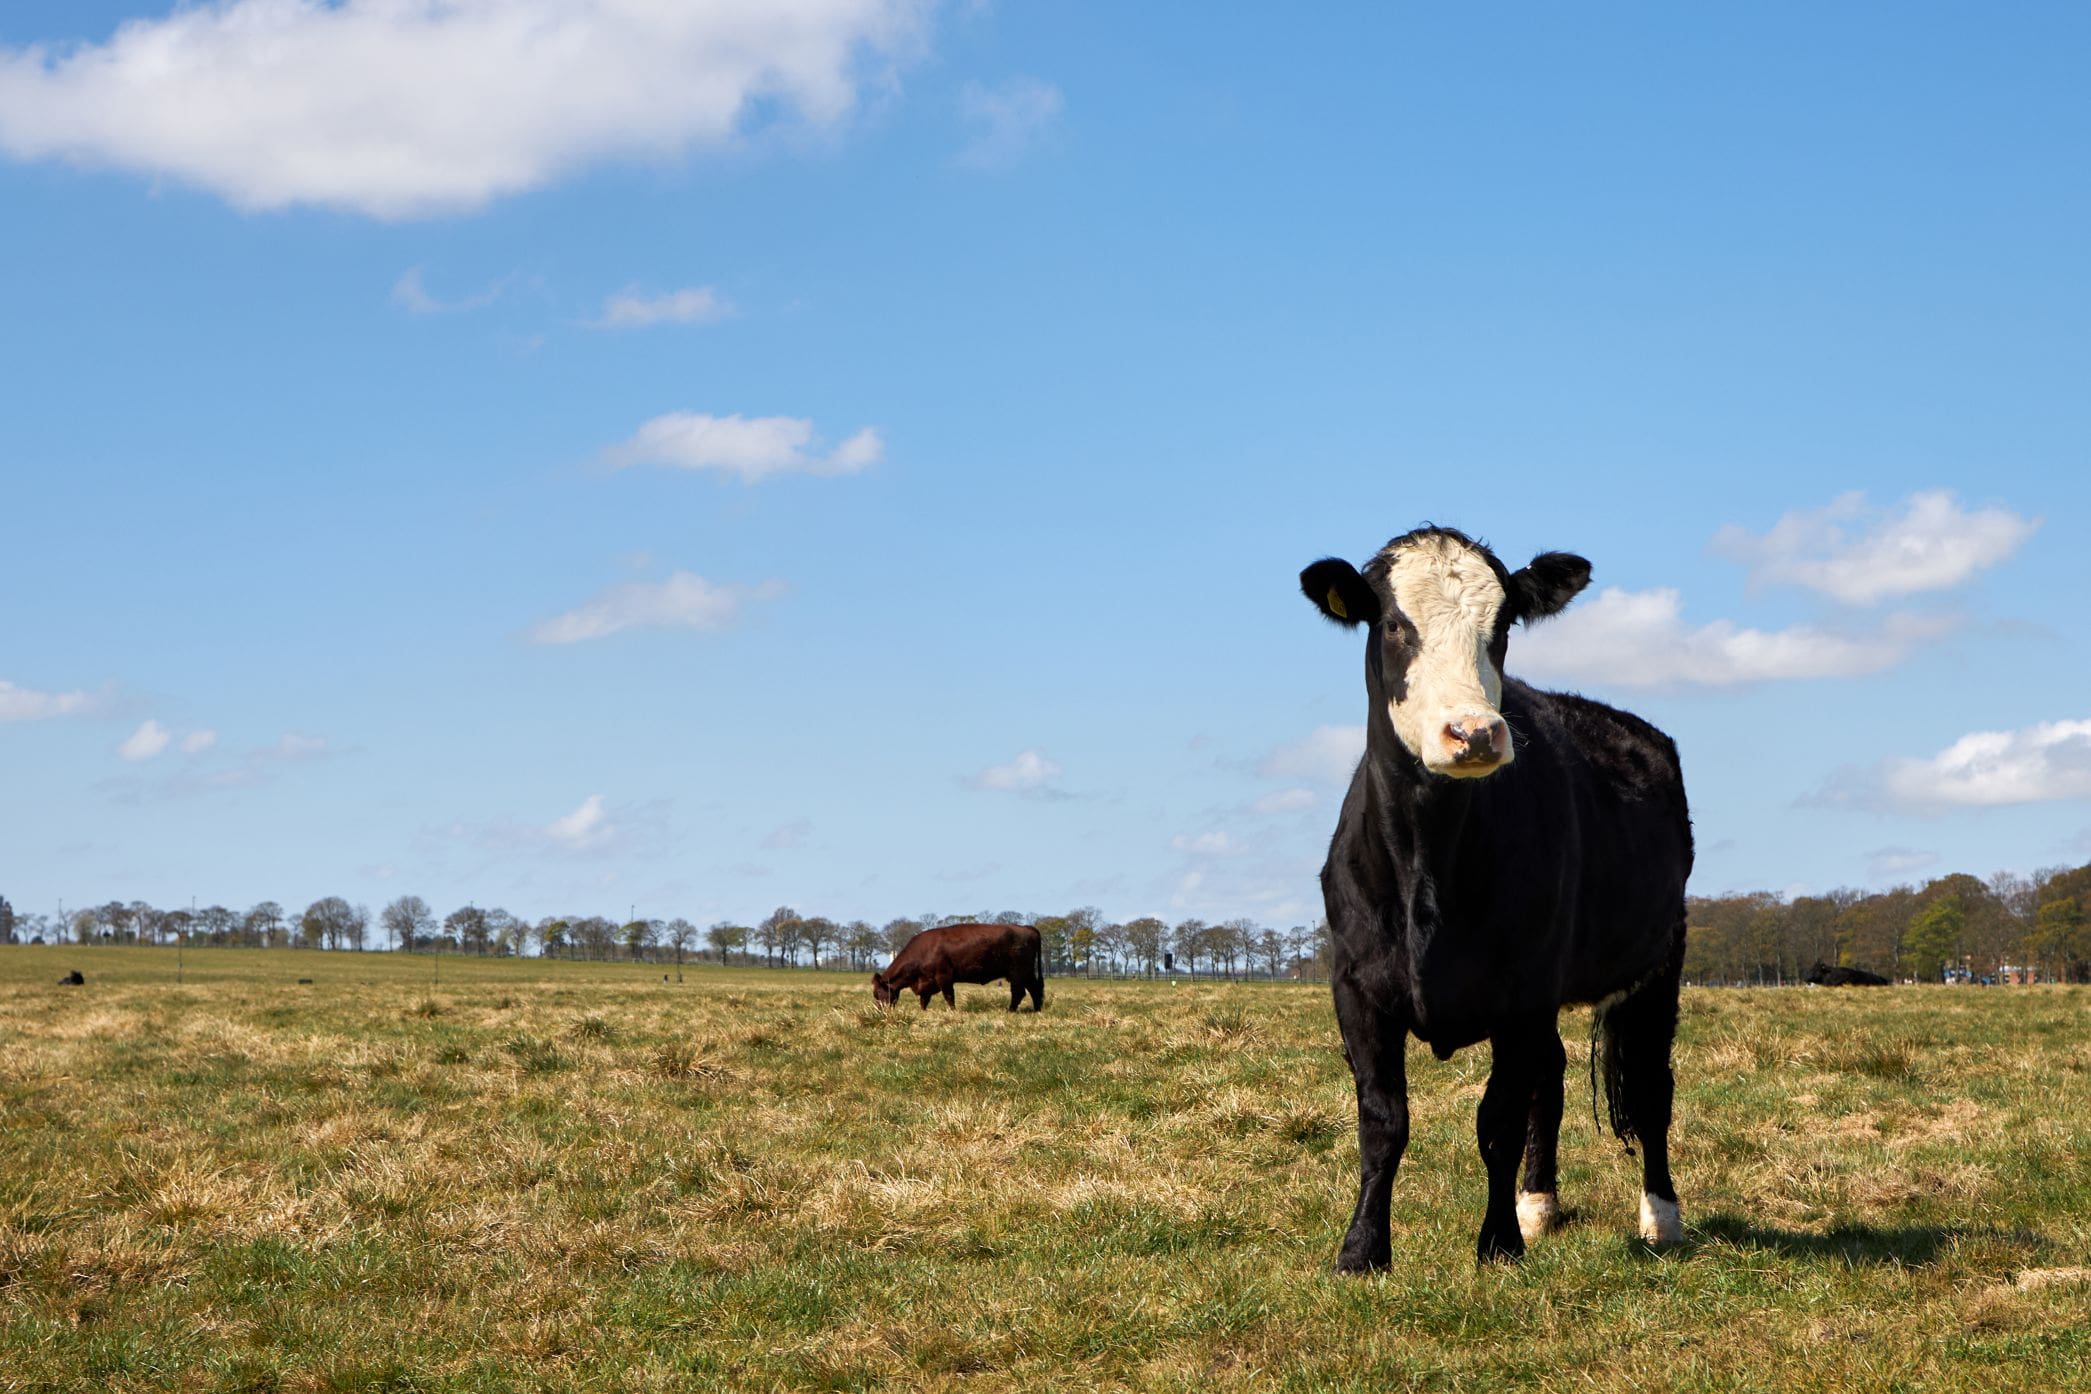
[
  {"left": 1902, "top": 895, "right": 1964, "bottom": 982},
  {"left": 1171, "top": 919, "right": 1208, "bottom": 976},
  {"left": 1256, "top": 928, "right": 1285, "bottom": 979},
  {"left": 537, "top": 917, "right": 571, "bottom": 959},
  {"left": 756, "top": 906, "right": 799, "bottom": 967},
  {"left": 71, "top": 908, "right": 98, "bottom": 944},
  {"left": 706, "top": 920, "right": 749, "bottom": 965},
  {"left": 1123, "top": 917, "right": 1167, "bottom": 976},
  {"left": 622, "top": 918, "right": 657, "bottom": 961},
  {"left": 2029, "top": 897, "right": 2088, "bottom": 982},
  {"left": 840, "top": 920, "right": 879, "bottom": 969},
  {"left": 244, "top": 901, "right": 286, "bottom": 948},
  {"left": 1068, "top": 922, "right": 1096, "bottom": 975},
  {"left": 381, "top": 895, "right": 433, "bottom": 953},
  {"left": 0, "top": 895, "right": 15, "bottom": 944},
  {"left": 300, "top": 897, "right": 360, "bottom": 951},
  {"left": 572, "top": 915, "right": 618, "bottom": 959},
  {"left": 445, "top": 905, "right": 490, "bottom": 955},
  {"left": 799, "top": 916, "right": 838, "bottom": 969},
  {"left": 1033, "top": 915, "right": 1072, "bottom": 974},
  {"left": 661, "top": 918, "right": 696, "bottom": 978},
  {"left": 880, "top": 918, "right": 924, "bottom": 959}
]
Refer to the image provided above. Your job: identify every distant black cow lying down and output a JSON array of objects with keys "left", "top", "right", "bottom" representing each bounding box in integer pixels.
[
  {"left": 1806, "top": 961, "right": 1890, "bottom": 986},
  {"left": 872, "top": 923, "right": 1045, "bottom": 1011}
]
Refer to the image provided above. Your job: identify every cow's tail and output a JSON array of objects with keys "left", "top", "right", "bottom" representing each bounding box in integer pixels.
[
  {"left": 1588, "top": 918, "right": 1687, "bottom": 1156},
  {"left": 1589, "top": 997, "right": 1636, "bottom": 1156},
  {"left": 1030, "top": 932, "right": 1046, "bottom": 1009}
]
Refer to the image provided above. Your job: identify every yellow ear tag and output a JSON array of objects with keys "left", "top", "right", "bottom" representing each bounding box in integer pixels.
[{"left": 1326, "top": 588, "right": 1348, "bottom": 619}]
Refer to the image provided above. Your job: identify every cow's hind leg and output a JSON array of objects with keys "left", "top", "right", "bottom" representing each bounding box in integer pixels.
[
  {"left": 1517, "top": 1028, "right": 1568, "bottom": 1243},
  {"left": 1009, "top": 977, "right": 1024, "bottom": 1011},
  {"left": 1476, "top": 1017, "right": 1552, "bottom": 1263},
  {"left": 1332, "top": 969, "right": 1409, "bottom": 1273},
  {"left": 1601, "top": 936, "right": 1686, "bottom": 1245}
]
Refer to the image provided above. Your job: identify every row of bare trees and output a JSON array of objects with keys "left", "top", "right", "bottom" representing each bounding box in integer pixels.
[
  {"left": 1686, "top": 861, "right": 2091, "bottom": 985},
  {"left": 0, "top": 893, "right": 1337, "bottom": 981}
]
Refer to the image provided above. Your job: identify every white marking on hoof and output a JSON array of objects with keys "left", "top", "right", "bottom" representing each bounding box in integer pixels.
[
  {"left": 1517, "top": 1190, "right": 1560, "bottom": 1242},
  {"left": 1639, "top": 1193, "right": 1683, "bottom": 1245}
]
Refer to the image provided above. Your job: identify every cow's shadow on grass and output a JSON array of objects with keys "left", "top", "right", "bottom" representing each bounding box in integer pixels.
[{"left": 1639, "top": 1212, "right": 2044, "bottom": 1268}]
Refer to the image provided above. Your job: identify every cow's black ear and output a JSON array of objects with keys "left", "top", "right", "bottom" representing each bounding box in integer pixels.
[
  {"left": 1508, "top": 551, "right": 1591, "bottom": 623},
  {"left": 1300, "top": 558, "right": 1380, "bottom": 628}
]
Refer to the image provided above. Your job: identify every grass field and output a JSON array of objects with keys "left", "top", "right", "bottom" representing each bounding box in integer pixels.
[{"left": 0, "top": 946, "right": 2086, "bottom": 1392}]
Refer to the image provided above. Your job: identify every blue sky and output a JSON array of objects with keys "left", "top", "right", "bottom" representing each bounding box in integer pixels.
[{"left": 3, "top": 2, "right": 2087, "bottom": 931}]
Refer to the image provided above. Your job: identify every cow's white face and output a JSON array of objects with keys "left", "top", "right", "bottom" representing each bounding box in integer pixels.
[
  {"left": 1378, "top": 534, "right": 1512, "bottom": 777},
  {"left": 1301, "top": 528, "right": 1593, "bottom": 780}
]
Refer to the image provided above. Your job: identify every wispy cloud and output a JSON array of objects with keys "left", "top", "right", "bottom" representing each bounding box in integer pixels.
[
  {"left": 965, "top": 748, "right": 1065, "bottom": 796},
  {"left": 546, "top": 795, "right": 615, "bottom": 851},
  {"left": 1713, "top": 490, "right": 2038, "bottom": 607},
  {"left": 0, "top": 1, "right": 930, "bottom": 218},
  {"left": 1169, "top": 830, "right": 1244, "bottom": 858},
  {"left": 390, "top": 266, "right": 508, "bottom": 315},
  {"left": 1811, "top": 719, "right": 2091, "bottom": 813},
  {"left": 528, "top": 571, "right": 785, "bottom": 644},
  {"left": 606, "top": 412, "right": 882, "bottom": 482},
  {"left": 1252, "top": 787, "right": 1318, "bottom": 816},
  {"left": 99, "top": 730, "right": 334, "bottom": 802},
  {"left": 116, "top": 719, "right": 171, "bottom": 762},
  {"left": 0, "top": 678, "right": 97, "bottom": 722},
  {"left": 1515, "top": 588, "right": 1953, "bottom": 689},
  {"left": 955, "top": 75, "right": 1064, "bottom": 170},
  {"left": 1255, "top": 725, "right": 1364, "bottom": 787},
  {"left": 590, "top": 285, "right": 733, "bottom": 329},
  {"left": 1866, "top": 846, "right": 1939, "bottom": 880},
  {"left": 762, "top": 818, "right": 812, "bottom": 850}
]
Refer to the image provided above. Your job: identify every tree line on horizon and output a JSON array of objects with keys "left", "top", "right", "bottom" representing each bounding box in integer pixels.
[
  {"left": 0, "top": 896, "right": 1335, "bottom": 981},
  {"left": 4, "top": 855, "right": 2087, "bottom": 986}
]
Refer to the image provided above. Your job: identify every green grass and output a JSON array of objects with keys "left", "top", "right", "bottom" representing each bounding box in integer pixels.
[{"left": 0, "top": 947, "right": 2087, "bottom": 1392}]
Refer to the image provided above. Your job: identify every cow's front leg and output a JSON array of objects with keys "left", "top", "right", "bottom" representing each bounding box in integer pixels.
[
  {"left": 1332, "top": 968, "right": 1410, "bottom": 1273},
  {"left": 1476, "top": 1018, "right": 1550, "bottom": 1263},
  {"left": 1517, "top": 1027, "right": 1568, "bottom": 1242}
]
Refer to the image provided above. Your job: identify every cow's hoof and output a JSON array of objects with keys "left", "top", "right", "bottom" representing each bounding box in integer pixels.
[
  {"left": 1517, "top": 1190, "right": 1561, "bottom": 1242},
  {"left": 1335, "top": 1237, "right": 1390, "bottom": 1274},
  {"left": 1638, "top": 1193, "right": 1683, "bottom": 1245},
  {"left": 1476, "top": 1229, "right": 1526, "bottom": 1264}
]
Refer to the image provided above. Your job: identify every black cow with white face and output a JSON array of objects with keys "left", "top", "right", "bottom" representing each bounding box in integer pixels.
[{"left": 1300, "top": 526, "right": 1693, "bottom": 1269}]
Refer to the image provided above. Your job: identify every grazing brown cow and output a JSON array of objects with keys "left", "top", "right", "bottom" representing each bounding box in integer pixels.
[{"left": 872, "top": 922, "right": 1046, "bottom": 1011}]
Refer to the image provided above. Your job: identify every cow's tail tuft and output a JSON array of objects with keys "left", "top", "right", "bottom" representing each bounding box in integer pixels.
[{"left": 1589, "top": 995, "right": 1638, "bottom": 1157}]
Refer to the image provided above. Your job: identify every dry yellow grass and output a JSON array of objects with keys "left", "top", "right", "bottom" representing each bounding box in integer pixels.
[{"left": 0, "top": 946, "right": 2085, "bottom": 1392}]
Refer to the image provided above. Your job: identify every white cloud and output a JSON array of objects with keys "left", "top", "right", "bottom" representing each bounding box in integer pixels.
[
  {"left": 762, "top": 818, "right": 812, "bottom": 850},
  {"left": 0, "top": 0, "right": 929, "bottom": 218},
  {"left": 1514, "top": 587, "right": 1951, "bottom": 689},
  {"left": 1169, "top": 830, "right": 1243, "bottom": 858},
  {"left": 955, "top": 75, "right": 1063, "bottom": 170},
  {"left": 117, "top": 719, "right": 171, "bottom": 762},
  {"left": 274, "top": 732, "right": 329, "bottom": 759},
  {"left": 1252, "top": 787, "right": 1318, "bottom": 815},
  {"left": 180, "top": 729, "right": 219, "bottom": 755},
  {"left": 591, "top": 286, "right": 733, "bottom": 329},
  {"left": 1713, "top": 490, "right": 2039, "bottom": 607},
  {"left": 1866, "top": 846, "right": 1939, "bottom": 880},
  {"left": 1815, "top": 719, "right": 2091, "bottom": 813},
  {"left": 0, "top": 678, "right": 95, "bottom": 722},
  {"left": 606, "top": 412, "right": 882, "bottom": 482},
  {"left": 1256, "top": 725, "right": 1364, "bottom": 787},
  {"left": 966, "top": 748, "right": 1063, "bottom": 794},
  {"left": 528, "top": 571, "right": 784, "bottom": 644},
  {"left": 547, "top": 794, "right": 614, "bottom": 851},
  {"left": 390, "top": 266, "right": 510, "bottom": 315}
]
